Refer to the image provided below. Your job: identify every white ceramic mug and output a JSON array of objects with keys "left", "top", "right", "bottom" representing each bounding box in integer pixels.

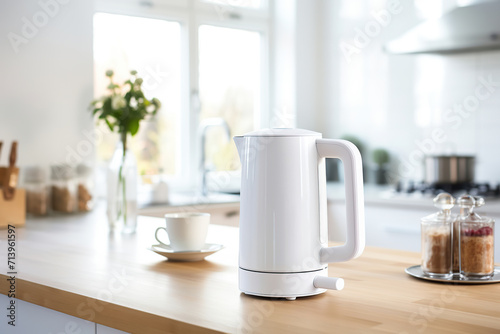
[{"left": 155, "top": 213, "right": 210, "bottom": 251}]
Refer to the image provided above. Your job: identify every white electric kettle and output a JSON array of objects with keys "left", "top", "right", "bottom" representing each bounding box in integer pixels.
[{"left": 234, "top": 128, "right": 365, "bottom": 300}]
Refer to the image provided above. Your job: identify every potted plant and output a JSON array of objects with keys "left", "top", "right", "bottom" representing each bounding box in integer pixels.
[
  {"left": 90, "top": 70, "right": 161, "bottom": 233},
  {"left": 372, "top": 148, "right": 390, "bottom": 185},
  {"left": 329, "top": 135, "right": 367, "bottom": 183}
]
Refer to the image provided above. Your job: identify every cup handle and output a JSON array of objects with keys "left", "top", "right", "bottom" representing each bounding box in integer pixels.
[{"left": 155, "top": 227, "right": 169, "bottom": 247}]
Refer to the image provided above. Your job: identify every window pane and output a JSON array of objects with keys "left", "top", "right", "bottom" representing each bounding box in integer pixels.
[
  {"left": 93, "top": 13, "right": 181, "bottom": 176},
  {"left": 201, "top": 0, "right": 262, "bottom": 9},
  {"left": 198, "top": 25, "right": 261, "bottom": 171}
]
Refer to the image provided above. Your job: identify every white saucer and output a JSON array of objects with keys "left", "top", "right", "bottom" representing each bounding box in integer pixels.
[{"left": 148, "top": 243, "right": 224, "bottom": 262}]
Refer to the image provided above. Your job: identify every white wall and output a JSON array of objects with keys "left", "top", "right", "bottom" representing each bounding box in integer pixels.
[
  {"left": 294, "top": 0, "right": 321, "bottom": 131},
  {"left": 317, "top": 0, "right": 500, "bottom": 184},
  {"left": 270, "top": 0, "right": 324, "bottom": 130},
  {"left": 0, "top": 0, "right": 94, "bottom": 170},
  {"left": 270, "top": 0, "right": 296, "bottom": 128}
]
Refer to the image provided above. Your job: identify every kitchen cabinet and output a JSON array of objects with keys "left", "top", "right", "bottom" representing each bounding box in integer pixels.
[
  {"left": 0, "top": 294, "right": 94, "bottom": 334},
  {"left": 329, "top": 201, "right": 423, "bottom": 250},
  {"left": 97, "top": 324, "right": 129, "bottom": 334},
  {"left": 0, "top": 294, "right": 129, "bottom": 334},
  {"left": 363, "top": 204, "right": 423, "bottom": 250}
]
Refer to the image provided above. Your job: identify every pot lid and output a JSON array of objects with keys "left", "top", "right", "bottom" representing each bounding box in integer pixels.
[{"left": 241, "top": 128, "right": 321, "bottom": 137}]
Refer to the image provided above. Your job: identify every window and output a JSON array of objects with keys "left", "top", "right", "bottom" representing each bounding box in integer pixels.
[
  {"left": 93, "top": 13, "right": 182, "bottom": 176},
  {"left": 93, "top": 0, "right": 269, "bottom": 189},
  {"left": 198, "top": 25, "right": 261, "bottom": 171}
]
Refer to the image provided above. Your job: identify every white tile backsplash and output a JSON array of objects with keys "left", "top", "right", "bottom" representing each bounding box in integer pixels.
[{"left": 318, "top": 0, "right": 500, "bottom": 184}]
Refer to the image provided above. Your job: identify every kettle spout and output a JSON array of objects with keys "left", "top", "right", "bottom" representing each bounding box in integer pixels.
[{"left": 233, "top": 136, "right": 245, "bottom": 160}]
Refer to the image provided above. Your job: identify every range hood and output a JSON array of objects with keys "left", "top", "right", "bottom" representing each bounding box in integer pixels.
[{"left": 384, "top": 0, "right": 500, "bottom": 54}]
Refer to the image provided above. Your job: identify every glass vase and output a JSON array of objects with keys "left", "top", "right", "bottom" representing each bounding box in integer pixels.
[{"left": 107, "top": 140, "right": 138, "bottom": 234}]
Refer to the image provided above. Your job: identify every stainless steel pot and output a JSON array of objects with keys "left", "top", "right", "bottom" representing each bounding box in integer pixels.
[{"left": 424, "top": 155, "right": 475, "bottom": 184}]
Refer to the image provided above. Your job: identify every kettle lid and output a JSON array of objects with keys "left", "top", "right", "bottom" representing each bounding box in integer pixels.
[{"left": 242, "top": 128, "right": 321, "bottom": 137}]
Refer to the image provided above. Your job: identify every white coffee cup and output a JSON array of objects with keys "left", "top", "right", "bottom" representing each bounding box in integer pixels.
[{"left": 155, "top": 212, "right": 210, "bottom": 251}]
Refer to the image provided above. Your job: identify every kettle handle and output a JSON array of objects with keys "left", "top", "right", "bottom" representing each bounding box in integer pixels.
[{"left": 316, "top": 139, "right": 365, "bottom": 263}]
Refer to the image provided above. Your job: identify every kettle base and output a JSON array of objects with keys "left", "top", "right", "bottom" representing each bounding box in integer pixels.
[{"left": 239, "top": 267, "right": 328, "bottom": 300}]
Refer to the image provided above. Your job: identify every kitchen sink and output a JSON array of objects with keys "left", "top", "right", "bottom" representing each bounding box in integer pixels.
[{"left": 156, "top": 191, "right": 239, "bottom": 207}]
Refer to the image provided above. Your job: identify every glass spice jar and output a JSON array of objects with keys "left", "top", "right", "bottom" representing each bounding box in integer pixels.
[
  {"left": 457, "top": 195, "right": 495, "bottom": 279},
  {"left": 420, "top": 193, "right": 454, "bottom": 279},
  {"left": 76, "top": 163, "right": 94, "bottom": 212},
  {"left": 50, "top": 164, "right": 76, "bottom": 214},
  {"left": 24, "top": 166, "right": 49, "bottom": 216},
  {"left": 452, "top": 195, "right": 484, "bottom": 274}
]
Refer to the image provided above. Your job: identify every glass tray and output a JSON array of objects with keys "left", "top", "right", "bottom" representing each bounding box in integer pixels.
[{"left": 405, "top": 265, "right": 500, "bottom": 284}]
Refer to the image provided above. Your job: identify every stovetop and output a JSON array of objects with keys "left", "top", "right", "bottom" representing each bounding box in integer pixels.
[{"left": 394, "top": 181, "right": 500, "bottom": 198}]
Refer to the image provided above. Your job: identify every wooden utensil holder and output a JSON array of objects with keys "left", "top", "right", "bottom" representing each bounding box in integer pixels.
[
  {"left": 0, "top": 188, "right": 26, "bottom": 228},
  {"left": 0, "top": 141, "right": 24, "bottom": 228}
]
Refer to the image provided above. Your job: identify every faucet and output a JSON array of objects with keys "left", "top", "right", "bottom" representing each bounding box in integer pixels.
[{"left": 199, "top": 118, "right": 231, "bottom": 196}]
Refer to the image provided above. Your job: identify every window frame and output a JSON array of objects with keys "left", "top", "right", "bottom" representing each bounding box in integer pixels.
[{"left": 94, "top": 0, "right": 271, "bottom": 190}]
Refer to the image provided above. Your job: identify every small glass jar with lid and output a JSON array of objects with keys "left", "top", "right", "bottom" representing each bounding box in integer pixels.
[
  {"left": 457, "top": 195, "right": 495, "bottom": 279},
  {"left": 452, "top": 195, "right": 484, "bottom": 274},
  {"left": 76, "top": 163, "right": 94, "bottom": 212},
  {"left": 24, "top": 166, "right": 49, "bottom": 216},
  {"left": 50, "top": 164, "right": 76, "bottom": 213},
  {"left": 420, "top": 193, "right": 454, "bottom": 279}
]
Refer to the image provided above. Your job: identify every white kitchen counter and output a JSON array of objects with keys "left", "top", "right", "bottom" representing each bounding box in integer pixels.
[{"left": 327, "top": 182, "right": 500, "bottom": 214}]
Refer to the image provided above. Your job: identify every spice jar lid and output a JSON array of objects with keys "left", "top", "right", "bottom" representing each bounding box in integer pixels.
[
  {"left": 422, "top": 192, "right": 455, "bottom": 223},
  {"left": 457, "top": 194, "right": 475, "bottom": 208},
  {"left": 456, "top": 194, "right": 492, "bottom": 223},
  {"left": 76, "top": 163, "right": 93, "bottom": 177},
  {"left": 51, "top": 164, "right": 75, "bottom": 181},
  {"left": 24, "top": 166, "right": 46, "bottom": 183},
  {"left": 433, "top": 192, "right": 455, "bottom": 210}
]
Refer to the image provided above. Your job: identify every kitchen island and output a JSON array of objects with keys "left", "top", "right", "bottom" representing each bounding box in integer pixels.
[{"left": 1, "top": 204, "right": 499, "bottom": 333}]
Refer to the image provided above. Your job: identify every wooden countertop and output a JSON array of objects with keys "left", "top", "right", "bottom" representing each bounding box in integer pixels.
[{"left": 1, "top": 204, "right": 499, "bottom": 333}]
